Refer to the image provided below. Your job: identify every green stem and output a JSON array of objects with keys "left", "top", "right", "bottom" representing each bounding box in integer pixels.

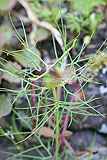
[
  {"left": 52, "top": 88, "right": 59, "bottom": 160},
  {"left": 54, "top": 39, "right": 77, "bottom": 66}
]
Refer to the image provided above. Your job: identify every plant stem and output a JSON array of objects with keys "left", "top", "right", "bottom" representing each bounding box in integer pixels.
[{"left": 52, "top": 88, "right": 59, "bottom": 160}]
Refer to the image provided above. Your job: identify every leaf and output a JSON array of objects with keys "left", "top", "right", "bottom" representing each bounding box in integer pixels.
[
  {"left": 63, "top": 66, "right": 77, "bottom": 86},
  {"left": 60, "top": 130, "right": 73, "bottom": 139},
  {"left": 0, "top": 0, "right": 17, "bottom": 11},
  {"left": 34, "top": 127, "right": 73, "bottom": 139},
  {"left": 30, "top": 28, "right": 51, "bottom": 42},
  {"left": 2, "top": 61, "right": 22, "bottom": 83},
  {"left": 14, "top": 47, "right": 41, "bottom": 69},
  {"left": 72, "top": 0, "right": 102, "bottom": 16},
  {"left": 34, "top": 127, "right": 55, "bottom": 138},
  {"left": 63, "top": 66, "right": 73, "bottom": 82},
  {"left": 74, "top": 90, "right": 86, "bottom": 102},
  {"left": 0, "top": 0, "right": 9, "bottom": 11},
  {"left": 0, "top": 24, "right": 12, "bottom": 55},
  {"left": 0, "top": 31, "right": 5, "bottom": 56},
  {"left": 0, "top": 25, "right": 12, "bottom": 45},
  {"left": 0, "top": 94, "right": 12, "bottom": 118},
  {"left": 6, "top": 0, "right": 17, "bottom": 11}
]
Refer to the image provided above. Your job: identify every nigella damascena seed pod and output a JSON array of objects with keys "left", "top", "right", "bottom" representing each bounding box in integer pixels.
[{"left": 39, "top": 65, "right": 63, "bottom": 88}]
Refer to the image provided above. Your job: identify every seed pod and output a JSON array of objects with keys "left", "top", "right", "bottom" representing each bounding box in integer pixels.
[{"left": 39, "top": 65, "right": 62, "bottom": 88}]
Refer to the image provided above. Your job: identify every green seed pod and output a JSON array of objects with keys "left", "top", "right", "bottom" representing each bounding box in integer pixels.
[{"left": 39, "top": 65, "right": 62, "bottom": 88}]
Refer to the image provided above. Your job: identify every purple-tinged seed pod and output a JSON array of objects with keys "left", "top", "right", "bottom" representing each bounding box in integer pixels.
[
  {"left": 39, "top": 66, "right": 47, "bottom": 76},
  {"left": 39, "top": 65, "right": 62, "bottom": 88}
]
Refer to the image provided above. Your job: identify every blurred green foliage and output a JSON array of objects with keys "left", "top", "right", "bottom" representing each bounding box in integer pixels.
[
  {"left": 65, "top": 0, "right": 105, "bottom": 35},
  {"left": 0, "top": 0, "right": 9, "bottom": 11},
  {"left": 26, "top": 0, "right": 67, "bottom": 25}
]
